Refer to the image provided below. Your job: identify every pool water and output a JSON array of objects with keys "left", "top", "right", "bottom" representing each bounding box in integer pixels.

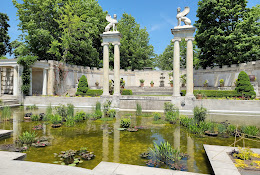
[{"left": 0, "top": 107, "right": 259, "bottom": 174}]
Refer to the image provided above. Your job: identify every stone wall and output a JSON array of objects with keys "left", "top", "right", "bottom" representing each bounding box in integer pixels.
[{"left": 46, "top": 60, "right": 260, "bottom": 95}]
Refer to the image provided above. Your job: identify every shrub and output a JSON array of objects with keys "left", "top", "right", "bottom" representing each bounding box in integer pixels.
[
  {"left": 153, "top": 112, "right": 161, "bottom": 121},
  {"left": 164, "top": 102, "right": 176, "bottom": 113},
  {"left": 76, "top": 75, "right": 89, "bottom": 96},
  {"left": 86, "top": 89, "right": 103, "bottom": 97},
  {"left": 165, "top": 110, "right": 179, "bottom": 122},
  {"left": 193, "top": 106, "right": 207, "bottom": 124},
  {"left": 121, "top": 89, "right": 133, "bottom": 95},
  {"left": 107, "top": 109, "right": 116, "bottom": 118},
  {"left": 31, "top": 114, "right": 40, "bottom": 121},
  {"left": 55, "top": 104, "right": 67, "bottom": 121},
  {"left": 120, "top": 118, "right": 131, "bottom": 128},
  {"left": 235, "top": 71, "right": 256, "bottom": 99},
  {"left": 181, "top": 90, "right": 239, "bottom": 97},
  {"left": 1, "top": 106, "right": 11, "bottom": 120},
  {"left": 19, "top": 131, "right": 37, "bottom": 145},
  {"left": 241, "top": 125, "right": 259, "bottom": 136},
  {"left": 136, "top": 103, "right": 142, "bottom": 116},
  {"left": 74, "top": 111, "right": 86, "bottom": 122}
]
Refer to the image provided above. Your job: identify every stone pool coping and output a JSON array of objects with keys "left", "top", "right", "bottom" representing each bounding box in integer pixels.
[
  {"left": 0, "top": 151, "right": 207, "bottom": 175},
  {"left": 0, "top": 129, "right": 13, "bottom": 140},
  {"left": 203, "top": 144, "right": 260, "bottom": 175}
]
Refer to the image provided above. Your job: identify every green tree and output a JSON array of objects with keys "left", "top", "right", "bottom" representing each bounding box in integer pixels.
[
  {"left": 0, "top": 13, "right": 12, "bottom": 56},
  {"left": 235, "top": 71, "right": 256, "bottom": 99},
  {"left": 115, "top": 13, "right": 154, "bottom": 70},
  {"left": 156, "top": 39, "right": 200, "bottom": 70},
  {"left": 195, "top": 0, "right": 248, "bottom": 68},
  {"left": 13, "top": 0, "right": 106, "bottom": 67},
  {"left": 76, "top": 75, "right": 89, "bottom": 96}
]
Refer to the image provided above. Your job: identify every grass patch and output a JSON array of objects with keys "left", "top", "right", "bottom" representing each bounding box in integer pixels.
[
  {"left": 152, "top": 120, "right": 168, "bottom": 124},
  {"left": 141, "top": 113, "right": 152, "bottom": 117},
  {"left": 98, "top": 117, "right": 114, "bottom": 121}
]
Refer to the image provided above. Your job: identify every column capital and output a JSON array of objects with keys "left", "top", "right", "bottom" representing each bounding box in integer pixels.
[
  {"left": 185, "top": 37, "right": 195, "bottom": 42},
  {"left": 12, "top": 65, "right": 18, "bottom": 68},
  {"left": 112, "top": 42, "right": 121, "bottom": 46},
  {"left": 101, "top": 42, "right": 110, "bottom": 46},
  {"left": 172, "top": 38, "right": 181, "bottom": 42}
]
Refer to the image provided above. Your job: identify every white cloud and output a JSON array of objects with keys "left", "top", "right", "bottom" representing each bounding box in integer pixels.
[{"left": 160, "top": 13, "right": 176, "bottom": 26}]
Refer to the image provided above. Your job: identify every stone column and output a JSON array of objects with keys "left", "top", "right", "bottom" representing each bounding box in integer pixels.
[
  {"left": 13, "top": 65, "right": 18, "bottom": 96},
  {"left": 113, "top": 43, "right": 121, "bottom": 96},
  {"left": 42, "top": 68, "right": 48, "bottom": 95},
  {"left": 186, "top": 38, "right": 194, "bottom": 97},
  {"left": 29, "top": 68, "right": 32, "bottom": 96},
  {"left": 172, "top": 38, "right": 181, "bottom": 97},
  {"left": 102, "top": 43, "right": 110, "bottom": 96}
]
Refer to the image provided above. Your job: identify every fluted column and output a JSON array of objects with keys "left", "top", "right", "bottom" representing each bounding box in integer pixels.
[
  {"left": 13, "top": 65, "right": 18, "bottom": 96},
  {"left": 29, "top": 68, "right": 32, "bottom": 96},
  {"left": 42, "top": 68, "right": 48, "bottom": 95},
  {"left": 102, "top": 43, "right": 110, "bottom": 96},
  {"left": 185, "top": 38, "right": 194, "bottom": 97},
  {"left": 172, "top": 38, "right": 181, "bottom": 97},
  {"left": 113, "top": 43, "right": 121, "bottom": 96}
]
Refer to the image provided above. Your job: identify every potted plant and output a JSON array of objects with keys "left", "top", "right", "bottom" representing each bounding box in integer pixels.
[
  {"left": 219, "top": 79, "right": 224, "bottom": 87},
  {"left": 196, "top": 90, "right": 203, "bottom": 99},
  {"left": 204, "top": 80, "right": 208, "bottom": 87},
  {"left": 169, "top": 80, "right": 173, "bottom": 87},
  {"left": 50, "top": 114, "right": 62, "bottom": 128},
  {"left": 150, "top": 81, "right": 154, "bottom": 87},
  {"left": 140, "top": 79, "right": 145, "bottom": 87},
  {"left": 95, "top": 81, "right": 99, "bottom": 87},
  {"left": 180, "top": 74, "right": 186, "bottom": 87}
]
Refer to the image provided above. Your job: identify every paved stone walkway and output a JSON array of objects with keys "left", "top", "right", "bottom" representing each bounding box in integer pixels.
[{"left": 0, "top": 151, "right": 206, "bottom": 175}]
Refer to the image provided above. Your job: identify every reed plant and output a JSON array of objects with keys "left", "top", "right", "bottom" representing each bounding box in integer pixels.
[
  {"left": 136, "top": 103, "right": 142, "bottom": 116},
  {"left": 241, "top": 125, "right": 259, "bottom": 136},
  {"left": 18, "top": 131, "right": 37, "bottom": 145},
  {"left": 1, "top": 106, "right": 12, "bottom": 120},
  {"left": 67, "top": 104, "right": 74, "bottom": 117}
]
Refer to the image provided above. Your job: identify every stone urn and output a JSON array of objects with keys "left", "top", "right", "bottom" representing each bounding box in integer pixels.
[
  {"left": 170, "top": 83, "right": 173, "bottom": 87},
  {"left": 140, "top": 83, "right": 144, "bottom": 87},
  {"left": 249, "top": 75, "right": 255, "bottom": 81},
  {"left": 150, "top": 84, "right": 154, "bottom": 87}
]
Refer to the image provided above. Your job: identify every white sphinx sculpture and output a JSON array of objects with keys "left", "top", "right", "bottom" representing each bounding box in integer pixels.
[
  {"left": 105, "top": 14, "right": 118, "bottom": 32},
  {"left": 176, "top": 7, "right": 191, "bottom": 26}
]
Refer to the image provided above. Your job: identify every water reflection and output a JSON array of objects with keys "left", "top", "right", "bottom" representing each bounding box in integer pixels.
[
  {"left": 187, "top": 134, "right": 194, "bottom": 172},
  {"left": 113, "top": 114, "right": 120, "bottom": 162},
  {"left": 174, "top": 125, "right": 180, "bottom": 150}
]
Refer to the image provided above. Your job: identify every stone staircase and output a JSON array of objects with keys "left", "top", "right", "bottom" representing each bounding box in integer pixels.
[{"left": 0, "top": 95, "right": 20, "bottom": 106}]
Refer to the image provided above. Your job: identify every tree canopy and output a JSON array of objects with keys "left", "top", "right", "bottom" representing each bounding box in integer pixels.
[
  {"left": 0, "top": 12, "right": 12, "bottom": 56},
  {"left": 195, "top": 0, "right": 259, "bottom": 68},
  {"left": 13, "top": 0, "right": 107, "bottom": 67},
  {"left": 115, "top": 13, "right": 155, "bottom": 70}
]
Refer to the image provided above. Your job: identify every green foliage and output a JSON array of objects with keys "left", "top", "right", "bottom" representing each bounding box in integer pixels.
[
  {"left": 31, "top": 115, "right": 40, "bottom": 121},
  {"left": 156, "top": 39, "right": 200, "bottom": 70},
  {"left": 136, "top": 103, "right": 142, "bottom": 116},
  {"left": 193, "top": 106, "right": 207, "bottom": 124},
  {"left": 1, "top": 106, "right": 12, "bottom": 120},
  {"left": 74, "top": 111, "right": 86, "bottom": 122},
  {"left": 17, "top": 56, "right": 37, "bottom": 95},
  {"left": 26, "top": 105, "right": 38, "bottom": 110},
  {"left": 195, "top": 0, "right": 254, "bottom": 68},
  {"left": 181, "top": 90, "right": 239, "bottom": 98},
  {"left": 0, "top": 13, "right": 12, "bottom": 56},
  {"left": 107, "top": 109, "right": 116, "bottom": 118},
  {"left": 120, "top": 118, "right": 131, "bottom": 128},
  {"left": 121, "top": 89, "right": 133, "bottom": 95},
  {"left": 241, "top": 125, "right": 259, "bottom": 136},
  {"left": 67, "top": 104, "right": 74, "bottom": 117},
  {"left": 13, "top": 0, "right": 106, "bottom": 66},
  {"left": 44, "top": 104, "right": 52, "bottom": 121},
  {"left": 65, "top": 116, "right": 75, "bottom": 127},
  {"left": 76, "top": 75, "right": 89, "bottom": 96},
  {"left": 95, "top": 102, "right": 101, "bottom": 111},
  {"left": 102, "top": 100, "right": 111, "bottom": 116},
  {"left": 139, "top": 79, "right": 145, "bottom": 83},
  {"left": 227, "top": 124, "right": 237, "bottom": 134},
  {"left": 149, "top": 142, "right": 181, "bottom": 165},
  {"left": 235, "top": 71, "right": 256, "bottom": 99},
  {"left": 86, "top": 90, "right": 103, "bottom": 97},
  {"left": 164, "top": 102, "right": 176, "bottom": 113},
  {"left": 234, "top": 147, "right": 253, "bottom": 160},
  {"left": 94, "top": 110, "right": 102, "bottom": 119},
  {"left": 19, "top": 131, "right": 37, "bottom": 145},
  {"left": 116, "top": 13, "right": 154, "bottom": 70},
  {"left": 219, "top": 79, "right": 224, "bottom": 86},
  {"left": 153, "top": 112, "right": 161, "bottom": 121},
  {"left": 50, "top": 114, "right": 62, "bottom": 125},
  {"left": 55, "top": 104, "right": 67, "bottom": 121},
  {"left": 165, "top": 110, "right": 179, "bottom": 123}
]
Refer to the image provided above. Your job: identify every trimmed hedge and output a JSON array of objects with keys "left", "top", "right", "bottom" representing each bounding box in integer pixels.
[
  {"left": 121, "top": 89, "right": 133, "bottom": 95},
  {"left": 181, "top": 90, "right": 239, "bottom": 97},
  {"left": 86, "top": 89, "right": 103, "bottom": 97},
  {"left": 76, "top": 75, "right": 89, "bottom": 95}
]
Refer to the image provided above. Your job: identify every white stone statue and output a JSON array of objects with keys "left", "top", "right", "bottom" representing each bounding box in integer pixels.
[
  {"left": 105, "top": 14, "right": 118, "bottom": 32},
  {"left": 176, "top": 7, "right": 191, "bottom": 26}
]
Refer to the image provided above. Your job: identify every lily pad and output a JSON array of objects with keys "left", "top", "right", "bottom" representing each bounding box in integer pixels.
[
  {"left": 68, "top": 163, "right": 76, "bottom": 166},
  {"left": 53, "top": 161, "right": 59, "bottom": 164},
  {"left": 117, "top": 128, "right": 126, "bottom": 131}
]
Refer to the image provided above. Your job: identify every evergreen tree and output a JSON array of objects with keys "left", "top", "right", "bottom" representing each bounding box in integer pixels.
[
  {"left": 76, "top": 75, "right": 89, "bottom": 96},
  {"left": 195, "top": 0, "right": 248, "bottom": 68},
  {"left": 235, "top": 71, "right": 256, "bottom": 99},
  {"left": 0, "top": 13, "right": 12, "bottom": 56}
]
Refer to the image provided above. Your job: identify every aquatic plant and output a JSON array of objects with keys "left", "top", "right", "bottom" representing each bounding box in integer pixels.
[
  {"left": 120, "top": 118, "right": 131, "bottom": 128},
  {"left": 165, "top": 110, "right": 179, "bottom": 123},
  {"left": 31, "top": 114, "right": 40, "bottom": 121},
  {"left": 95, "top": 110, "right": 103, "bottom": 119},
  {"left": 95, "top": 101, "right": 101, "bottom": 111},
  {"left": 107, "top": 109, "right": 116, "bottom": 118},
  {"left": 153, "top": 112, "right": 161, "bottom": 121},
  {"left": 99, "top": 117, "right": 114, "bottom": 121},
  {"left": 227, "top": 124, "right": 237, "bottom": 134},
  {"left": 217, "top": 123, "right": 227, "bottom": 134},
  {"left": 241, "top": 125, "right": 259, "bottom": 136},
  {"left": 149, "top": 142, "right": 182, "bottom": 165},
  {"left": 74, "top": 111, "right": 86, "bottom": 122},
  {"left": 67, "top": 104, "right": 74, "bottom": 117},
  {"left": 65, "top": 116, "right": 75, "bottom": 127},
  {"left": 164, "top": 102, "right": 176, "bottom": 113},
  {"left": 103, "top": 100, "right": 111, "bottom": 116},
  {"left": 55, "top": 104, "right": 67, "bottom": 121},
  {"left": 78, "top": 147, "right": 95, "bottom": 160},
  {"left": 193, "top": 106, "right": 207, "bottom": 124},
  {"left": 43, "top": 104, "right": 52, "bottom": 121},
  {"left": 55, "top": 150, "right": 78, "bottom": 165},
  {"left": 26, "top": 104, "right": 38, "bottom": 110},
  {"left": 152, "top": 120, "right": 168, "bottom": 124},
  {"left": 50, "top": 114, "right": 62, "bottom": 125},
  {"left": 136, "top": 103, "right": 142, "bottom": 116},
  {"left": 18, "top": 131, "right": 37, "bottom": 145},
  {"left": 1, "top": 106, "right": 12, "bottom": 120}
]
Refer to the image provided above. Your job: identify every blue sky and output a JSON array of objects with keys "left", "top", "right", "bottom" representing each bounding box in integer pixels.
[{"left": 1, "top": 0, "right": 259, "bottom": 58}]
